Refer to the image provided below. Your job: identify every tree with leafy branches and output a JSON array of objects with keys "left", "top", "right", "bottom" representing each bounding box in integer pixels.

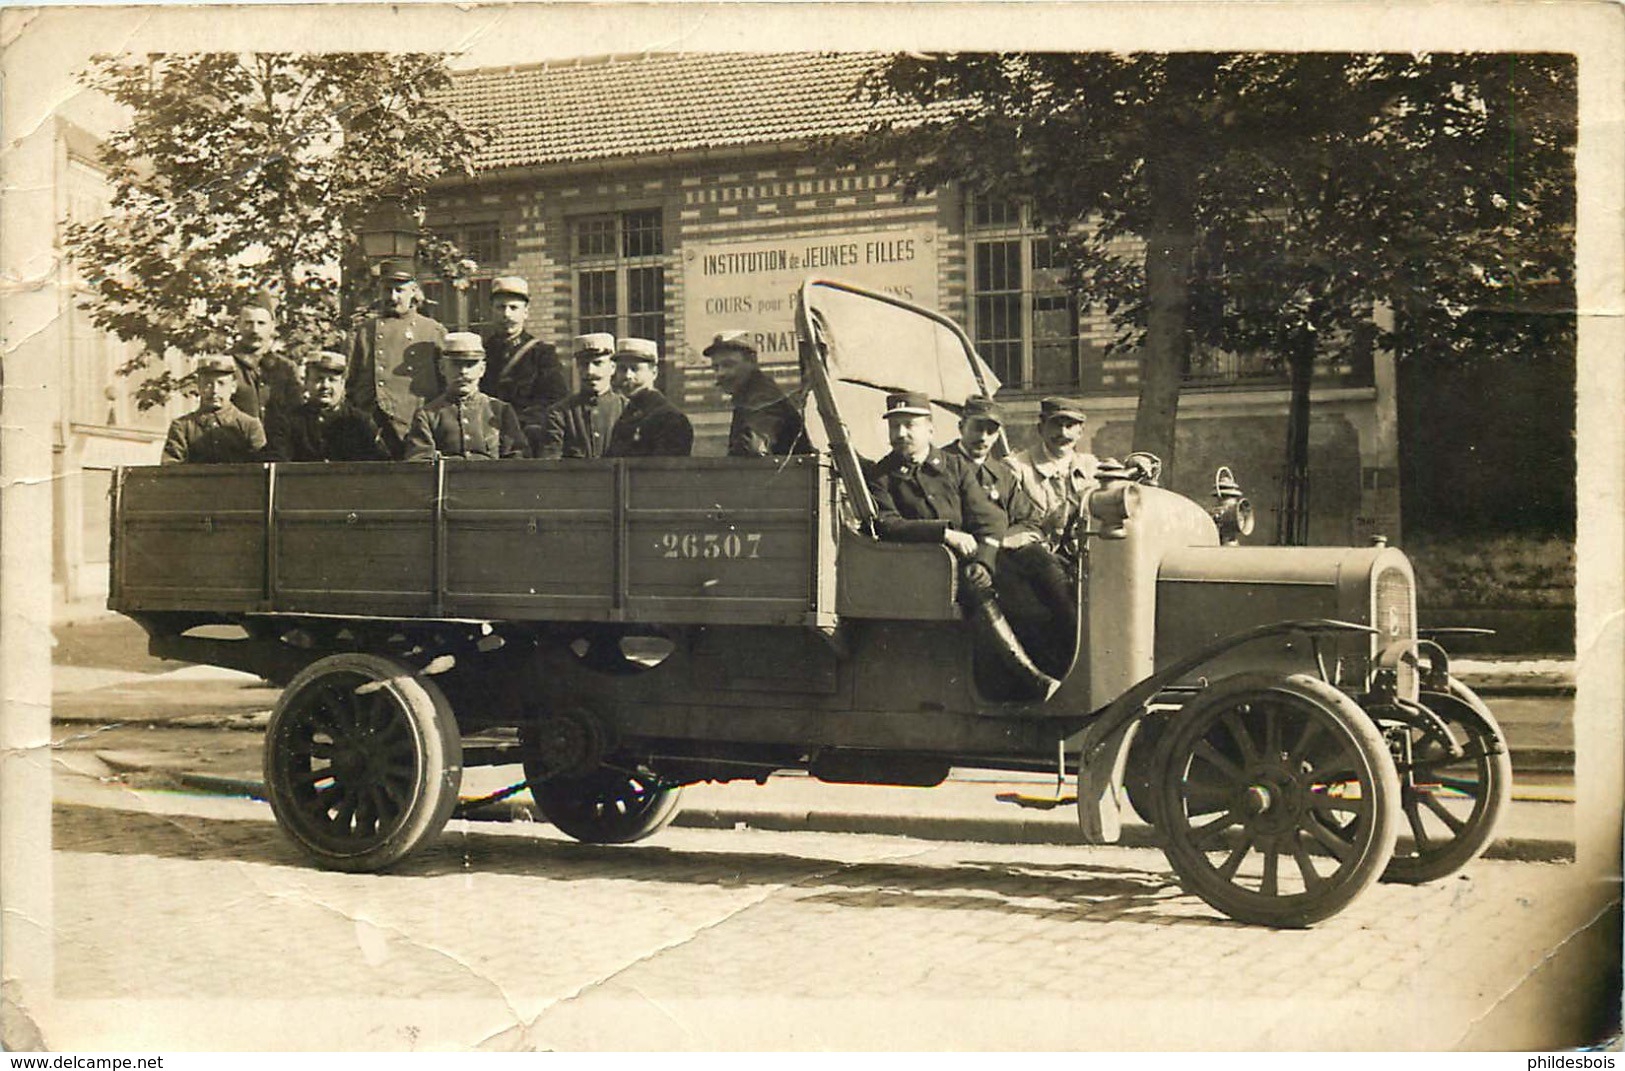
[
  {"left": 65, "top": 52, "right": 487, "bottom": 409},
  {"left": 855, "top": 51, "right": 1574, "bottom": 541}
]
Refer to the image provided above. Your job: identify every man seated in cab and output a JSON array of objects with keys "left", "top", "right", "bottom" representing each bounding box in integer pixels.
[
  {"left": 403, "top": 332, "right": 528, "bottom": 460},
  {"left": 604, "top": 338, "right": 694, "bottom": 458},
  {"left": 162, "top": 355, "right": 268, "bottom": 464},
  {"left": 947, "top": 394, "right": 1077, "bottom": 675},
  {"left": 265, "top": 350, "right": 386, "bottom": 462},
  {"left": 1006, "top": 397, "right": 1099, "bottom": 558},
  {"left": 538, "top": 333, "right": 624, "bottom": 459},
  {"left": 704, "top": 329, "right": 807, "bottom": 457},
  {"left": 864, "top": 390, "right": 1057, "bottom": 695}
]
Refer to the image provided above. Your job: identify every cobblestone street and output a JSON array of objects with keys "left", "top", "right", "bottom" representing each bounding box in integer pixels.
[{"left": 43, "top": 778, "right": 1620, "bottom": 1052}]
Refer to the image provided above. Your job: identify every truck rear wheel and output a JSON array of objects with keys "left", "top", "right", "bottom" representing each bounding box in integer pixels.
[
  {"left": 1382, "top": 680, "right": 1512, "bottom": 884},
  {"left": 264, "top": 653, "right": 462, "bottom": 872},
  {"left": 1155, "top": 673, "right": 1400, "bottom": 928},
  {"left": 532, "top": 766, "right": 683, "bottom": 844}
]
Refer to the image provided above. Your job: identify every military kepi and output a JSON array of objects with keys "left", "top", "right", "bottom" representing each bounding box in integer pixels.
[
  {"left": 962, "top": 395, "right": 1004, "bottom": 424},
  {"left": 194, "top": 354, "right": 236, "bottom": 376},
  {"left": 491, "top": 276, "right": 530, "bottom": 302},
  {"left": 377, "top": 260, "right": 415, "bottom": 283},
  {"left": 308, "top": 350, "right": 348, "bottom": 374},
  {"left": 443, "top": 332, "right": 486, "bottom": 361},
  {"left": 1040, "top": 396, "right": 1087, "bottom": 423},
  {"left": 883, "top": 390, "right": 933, "bottom": 418},
  {"left": 614, "top": 337, "right": 660, "bottom": 363},
  {"left": 703, "top": 329, "right": 757, "bottom": 357},
  {"left": 572, "top": 333, "right": 616, "bottom": 358}
]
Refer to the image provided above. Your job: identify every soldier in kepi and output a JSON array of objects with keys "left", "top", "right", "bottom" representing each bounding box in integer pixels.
[
  {"left": 539, "top": 333, "right": 624, "bottom": 459},
  {"left": 865, "top": 390, "right": 1058, "bottom": 697},
  {"left": 1006, "top": 397, "right": 1100, "bottom": 560},
  {"left": 604, "top": 338, "right": 694, "bottom": 457},
  {"left": 703, "top": 329, "right": 807, "bottom": 457},
  {"left": 947, "top": 394, "right": 1078, "bottom": 676},
  {"left": 230, "top": 290, "right": 303, "bottom": 425},
  {"left": 264, "top": 350, "right": 386, "bottom": 462},
  {"left": 162, "top": 355, "right": 268, "bottom": 464},
  {"left": 347, "top": 260, "right": 447, "bottom": 459},
  {"left": 404, "top": 333, "right": 528, "bottom": 460},
  {"left": 481, "top": 275, "right": 568, "bottom": 456}
]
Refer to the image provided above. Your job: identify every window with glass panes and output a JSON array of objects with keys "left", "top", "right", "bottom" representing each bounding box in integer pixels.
[
  {"left": 572, "top": 209, "right": 666, "bottom": 350},
  {"left": 967, "top": 195, "right": 1088, "bottom": 391},
  {"left": 420, "top": 221, "right": 503, "bottom": 332}
]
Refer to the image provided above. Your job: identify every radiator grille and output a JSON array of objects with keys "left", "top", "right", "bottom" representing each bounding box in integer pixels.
[{"left": 1374, "top": 565, "right": 1417, "bottom": 698}]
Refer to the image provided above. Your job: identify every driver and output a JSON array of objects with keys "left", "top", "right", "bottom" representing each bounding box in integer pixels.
[{"left": 865, "top": 390, "right": 1058, "bottom": 696}]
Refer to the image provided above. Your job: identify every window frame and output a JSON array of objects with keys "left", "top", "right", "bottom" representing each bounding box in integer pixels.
[
  {"left": 568, "top": 206, "right": 669, "bottom": 353},
  {"left": 965, "top": 195, "right": 1086, "bottom": 393}
]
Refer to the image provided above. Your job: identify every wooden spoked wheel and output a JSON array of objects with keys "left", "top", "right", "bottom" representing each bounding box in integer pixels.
[{"left": 1155, "top": 673, "right": 1400, "bottom": 928}]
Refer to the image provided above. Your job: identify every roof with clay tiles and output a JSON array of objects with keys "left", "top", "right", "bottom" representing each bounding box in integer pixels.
[{"left": 446, "top": 52, "right": 917, "bottom": 170}]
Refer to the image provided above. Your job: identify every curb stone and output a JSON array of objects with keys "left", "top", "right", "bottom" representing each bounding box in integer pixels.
[{"left": 102, "top": 767, "right": 1577, "bottom": 866}]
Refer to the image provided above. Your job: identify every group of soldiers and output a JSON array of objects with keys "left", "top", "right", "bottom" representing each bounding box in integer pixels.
[
  {"left": 867, "top": 389, "right": 1099, "bottom": 691},
  {"left": 161, "top": 262, "right": 806, "bottom": 467},
  {"left": 159, "top": 261, "right": 1099, "bottom": 690}
]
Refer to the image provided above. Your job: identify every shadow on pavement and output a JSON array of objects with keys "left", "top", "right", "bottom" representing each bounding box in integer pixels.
[{"left": 53, "top": 802, "right": 1227, "bottom": 928}]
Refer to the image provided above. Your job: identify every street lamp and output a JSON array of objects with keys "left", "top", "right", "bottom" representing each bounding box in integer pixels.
[{"left": 357, "top": 197, "right": 419, "bottom": 264}]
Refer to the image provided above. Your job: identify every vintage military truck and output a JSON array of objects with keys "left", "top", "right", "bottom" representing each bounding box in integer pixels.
[{"left": 107, "top": 279, "right": 1509, "bottom": 927}]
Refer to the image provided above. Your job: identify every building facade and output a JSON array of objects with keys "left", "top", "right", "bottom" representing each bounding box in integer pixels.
[
  {"left": 429, "top": 52, "right": 1400, "bottom": 545},
  {"left": 50, "top": 107, "right": 184, "bottom": 606}
]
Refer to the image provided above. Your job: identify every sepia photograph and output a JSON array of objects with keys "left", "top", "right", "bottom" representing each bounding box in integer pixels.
[{"left": 2, "top": 1, "right": 1620, "bottom": 1055}]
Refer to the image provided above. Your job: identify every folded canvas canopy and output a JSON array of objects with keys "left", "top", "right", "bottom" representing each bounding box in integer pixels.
[{"left": 794, "top": 278, "right": 1004, "bottom": 532}]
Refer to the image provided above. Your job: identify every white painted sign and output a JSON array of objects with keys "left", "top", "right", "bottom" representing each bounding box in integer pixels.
[{"left": 681, "top": 227, "right": 939, "bottom": 370}]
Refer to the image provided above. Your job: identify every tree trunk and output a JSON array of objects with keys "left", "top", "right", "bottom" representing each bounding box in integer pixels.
[
  {"left": 1131, "top": 55, "right": 1213, "bottom": 486},
  {"left": 1276, "top": 330, "right": 1316, "bottom": 545}
]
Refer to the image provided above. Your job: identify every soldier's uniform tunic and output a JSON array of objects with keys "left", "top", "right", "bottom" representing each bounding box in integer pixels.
[
  {"left": 605, "top": 388, "right": 694, "bottom": 458},
  {"left": 481, "top": 330, "right": 569, "bottom": 431},
  {"left": 863, "top": 447, "right": 1006, "bottom": 573},
  {"left": 231, "top": 350, "right": 303, "bottom": 423},
  {"left": 402, "top": 391, "right": 527, "bottom": 461},
  {"left": 266, "top": 401, "right": 385, "bottom": 463},
  {"left": 161, "top": 404, "right": 267, "bottom": 464},
  {"left": 348, "top": 308, "right": 447, "bottom": 457},
  {"left": 539, "top": 388, "right": 625, "bottom": 459}
]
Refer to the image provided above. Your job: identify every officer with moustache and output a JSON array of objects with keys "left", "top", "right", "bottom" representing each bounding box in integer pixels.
[
  {"left": 539, "top": 333, "right": 624, "bottom": 459},
  {"left": 347, "top": 261, "right": 447, "bottom": 459},
  {"left": 403, "top": 333, "right": 527, "bottom": 460},
  {"left": 230, "top": 290, "right": 302, "bottom": 424},
  {"left": 604, "top": 338, "right": 693, "bottom": 458},
  {"left": 481, "top": 275, "right": 567, "bottom": 455}
]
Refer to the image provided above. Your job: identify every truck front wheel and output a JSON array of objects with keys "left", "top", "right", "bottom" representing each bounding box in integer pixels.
[{"left": 1154, "top": 673, "right": 1400, "bottom": 928}]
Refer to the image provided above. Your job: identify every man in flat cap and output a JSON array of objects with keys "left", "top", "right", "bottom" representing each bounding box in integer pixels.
[
  {"left": 348, "top": 260, "right": 447, "bottom": 459},
  {"left": 704, "top": 330, "right": 807, "bottom": 457},
  {"left": 864, "top": 390, "right": 1057, "bottom": 696},
  {"left": 1006, "top": 397, "right": 1100, "bottom": 553},
  {"left": 162, "top": 355, "right": 268, "bottom": 465},
  {"left": 539, "top": 333, "right": 624, "bottom": 459},
  {"left": 480, "top": 275, "right": 568, "bottom": 455},
  {"left": 403, "top": 332, "right": 527, "bottom": 461},
  {"left": 948, "top": 395, "right": 1076, "bottom": 675},
  {"left": 230, "top": 290, "right": 302, "bottom": 424},
  {"left": 605, "top": 338, "right": 693, "bottom": 458},
  {"left": 265, "top": 350, "right": 386, "bottom": 463}
]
